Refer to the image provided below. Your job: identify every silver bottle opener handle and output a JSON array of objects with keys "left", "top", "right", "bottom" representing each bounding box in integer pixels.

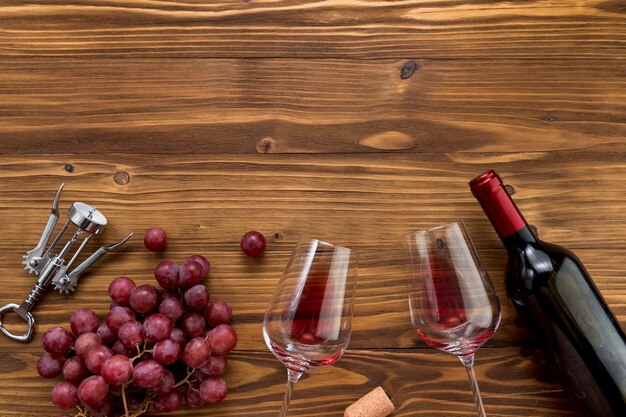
[
  {"left": 0, "top": 261, "right": 59, "bottom": 343},
  {"left": 52, "top": 233, "right": 133, "bottom": 293},
  {"left": 0, "top": 304, "right": 35, "bottom": 343},
  {"left": 23, "top": 184, "right": 64, "bottom": 275}
]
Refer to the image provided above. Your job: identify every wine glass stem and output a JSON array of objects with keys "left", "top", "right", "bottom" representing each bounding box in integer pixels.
[
  {"left": 459, "top": 354, "right": 487, "bottom": 417},
  {"left": 279, "top": 368, "right": 303, "bottom": 417}
]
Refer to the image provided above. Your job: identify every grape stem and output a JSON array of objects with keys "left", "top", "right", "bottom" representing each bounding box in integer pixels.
[
  {"left": 172, "top": 366, "right": 194, "bottom": 388},
  {"left": 130, "top": 347, "right": 153, "bottom": 362},
  {"left": 73, "top": 405, "right": 92, "bottom": 417},
  {"left": 122, "top": 382, "right": 129, "bottom": 417},
  {"left": 128, "top": 394, "right": 153, "bottom": 417},
  {"left": 117, "top": 381, "right": 153, "bottom": 417}
]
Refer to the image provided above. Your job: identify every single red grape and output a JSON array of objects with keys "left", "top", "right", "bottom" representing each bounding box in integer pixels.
[
  {"left": 144, "top": 226, "right": 167, "bottom": 252},
  {"left": 183, "top": 337, "right": 211, "bottom": 368},
  {"left": 184, "top": 285, "right": 210, "bottom": 310},
  {"left": 106, "top": 306, "right": 136, "bottom": 333},
  {"left": 132, "top": 359, "right": 164, "bottom": 388},
  {"left": 187, "top": 255, "right": 210, "bottom": 278},
  {"left": 112, "top": 340, "right": 133, "bottom": 356},
  {"left": 63, "top": 356, "right": 89, "bottom": 384},
  {"left": 204, "top": 300, "right": 233, "bottom": 327},
  {"left": 74, "top": 332, "right": 101, "bottom": 358},
  {"left": 151, "top": 390, "right": 182, "bottom": 413},
  {"left": 107, "top": 277, "right": 136, "bottom": 306},
  {"left": 199, "top": 355, "right": 227, "bottom": 377},
  {"left": 96, "top": 323, "right": 116, "bottom": 346},
  {"left": 51, "top": 381, "right": 79, "bottom": 410},
  {"left": 149, "top": 369, "right": 174, "bottom": 395},
  {"left": 181, "top": 311, "right": 206, "bottom": 338},
  {"left": 130, "top": 284, "right": 159, "bottom": 314},
  {"left": 153, "top": 338, "right": 181, "bottom": 365},
  {"left": 199, "top": 377, "right": 228, "bottom": 403},
  {"left": 159, "top": 296, "right": 184, "bottom": 323},
  {"left": 186, "top": 389, "right": 204, "bottom": 408},
  {"left": 169, "top": 328, "right": 186, "bottom": 349},
  {"left": 85, "top": 345, "right": 113, "bottom": 375},
  {"left": 77, "top": 375, "right": 109, "bottom": 410},
  {"left": 118, "top": 320, "right": 144, "bottom": 349},
  {"left": 209, "top": 324, "right": 237, "bottom": 355},
  {"left": 37, "top": 352, "right": 66, "bottom": 378},
  {"left": 143, "top": 313, "right": 172, "bottom": 343},
  {"left": 154, "top": 260, "right": 180, "bottom": 290},
  {"left": 101, "top": 354, "right": 133, "bottom": 386},
  {"left": 42, "top": 326, "right": 74, "bottom": 355},
  {"left": 70, "top": 309, "right": 101, "bottom": 336},
  {"left": 240, "top": 231, "right": 266, "bottom": 257},
  {"left": 193, "top": 368, "right": 209, "bottom": 383},
  {"left": 179, "top": 260, "right": 203, "bottom": 288}
]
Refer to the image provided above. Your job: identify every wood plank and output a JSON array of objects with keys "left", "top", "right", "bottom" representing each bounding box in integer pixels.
[
  {"left": 0, "top": 153, "right": 624, "bottom": 352},
  {"left": 0, "top": 58, "right": 624, "bottom": 153},
  {"left": 0, "top": 348, "right": 575, "bottom": 416},
  {"left": 2, "top": 152, "right": 626, "bottom": 250},
  {"left": 0, "top": 0, "right": 624, "bottom": 59}
]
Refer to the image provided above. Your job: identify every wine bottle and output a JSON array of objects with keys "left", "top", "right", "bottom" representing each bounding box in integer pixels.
[{"left": 469, "top": 170, "right": 626, "bottom": 417}]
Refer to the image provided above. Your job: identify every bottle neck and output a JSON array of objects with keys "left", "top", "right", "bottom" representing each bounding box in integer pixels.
[
  {"left": 469, "top": 171, "right": 536, "bottom": 246},
  {"left": 501, "top": 225, "right": 537, "bottom": 249}
]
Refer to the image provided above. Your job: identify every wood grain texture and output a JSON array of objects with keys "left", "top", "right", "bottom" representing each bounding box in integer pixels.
[
  {"left": 0, "top": 58, "right": 624, "bottom": 153},
  {"left": 0, "top": 0, "right": 625, "bottom": 59},
  {"left": 3, "top": 152, "right": 626, "bottom": 251},
  {"left": 0, "top": 348, "right": 575, "bottom": 417},
  {"left": 1, "top": 0, "right": 625, "bottom": 415}
]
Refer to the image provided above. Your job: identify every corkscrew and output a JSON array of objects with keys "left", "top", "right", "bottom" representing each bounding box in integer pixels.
[{"left": 0, "top": 184, "right": 132, "bottom": 343}]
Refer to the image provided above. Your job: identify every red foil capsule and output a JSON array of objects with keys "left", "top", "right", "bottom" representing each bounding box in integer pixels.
[{"left": 469, "top": 170, "right": 527, "bottom": 238}]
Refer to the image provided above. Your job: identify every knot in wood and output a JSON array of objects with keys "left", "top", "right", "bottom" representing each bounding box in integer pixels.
[
  {"left": 114, "top": 170, "right": 130, "bottom": 185},
  {"left": 400, "top": 61, "right": 420, "bottom": 79},
  {"left": 256, "top": 137, "right": 276, "bottom": 154}
]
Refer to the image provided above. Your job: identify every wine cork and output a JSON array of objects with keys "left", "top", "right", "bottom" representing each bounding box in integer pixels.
[{"left": 344, "top": 386, "right": 395, "bottom": 417}]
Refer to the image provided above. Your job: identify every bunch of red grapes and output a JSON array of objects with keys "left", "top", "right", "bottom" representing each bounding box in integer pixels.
[{"left": 37, "top": 254, "right": 237, "bottom": 417}]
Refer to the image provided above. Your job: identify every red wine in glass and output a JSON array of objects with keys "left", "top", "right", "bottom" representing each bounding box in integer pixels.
[
  {"left": 407, "top": 222, "right": 501, "bottom": 417},
  {"left": 290, "top": 268, "right": 331, "bottom": 345},
  {"left": 263, "top": 238, "right": 357, "bottom": 416}
]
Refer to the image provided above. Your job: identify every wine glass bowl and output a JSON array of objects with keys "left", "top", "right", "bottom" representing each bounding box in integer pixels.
[
  {"left": 263, "top": 238, "right": 357, "bottom": 416},
  {"left": 406, "top": 222, "right": 501, "bottom": 417}
]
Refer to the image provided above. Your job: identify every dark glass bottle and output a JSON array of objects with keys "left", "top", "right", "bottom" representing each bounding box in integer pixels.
[{"left": 470, "top": 170, "right": 626, "bottom": 417}]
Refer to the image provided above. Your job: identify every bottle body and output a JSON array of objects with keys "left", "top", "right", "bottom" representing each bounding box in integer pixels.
[
  {"left": 505, "top": 228, "right": 626, "bottom": 417},
  {"left": 470, "top": 171, "right": 626, "bottom": 417}
]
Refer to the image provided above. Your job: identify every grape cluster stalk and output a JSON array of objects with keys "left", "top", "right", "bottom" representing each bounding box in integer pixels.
[{"left": 38, "top": 253, "right": 237, "bottom": 417}]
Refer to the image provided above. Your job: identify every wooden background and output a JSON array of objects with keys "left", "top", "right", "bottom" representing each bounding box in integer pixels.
[{"left": 0, "top": 0, "right": 625, "bottom": 416}]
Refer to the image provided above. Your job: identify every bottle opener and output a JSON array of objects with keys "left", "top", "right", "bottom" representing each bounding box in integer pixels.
[{"left": 0, "top": 184, "right": 132, "bottom": 342}]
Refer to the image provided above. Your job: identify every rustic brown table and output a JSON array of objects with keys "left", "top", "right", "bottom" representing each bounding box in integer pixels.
[{"left": 0, "top": 1, "right": 624, "bottom": 416}]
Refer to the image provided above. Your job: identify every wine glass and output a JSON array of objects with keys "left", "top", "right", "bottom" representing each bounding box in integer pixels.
[
  {"left": 263, "top": 238, "right": 358, "bottom": 417},
  {"left": 406, "top": 222, "right": 501, "bottom": 417}
]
